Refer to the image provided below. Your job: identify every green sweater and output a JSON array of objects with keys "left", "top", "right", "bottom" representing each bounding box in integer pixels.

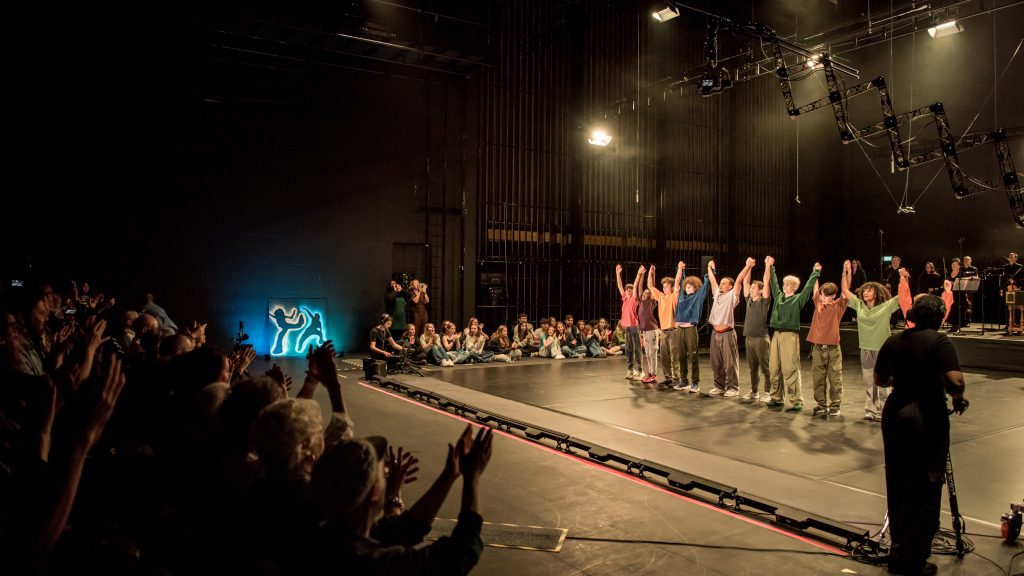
[
  {"left": 847, "top": 294, "right": 901, "bottom": 351},
  {"left": 768, "top": 266, "right": 820, "bottom": 331}
]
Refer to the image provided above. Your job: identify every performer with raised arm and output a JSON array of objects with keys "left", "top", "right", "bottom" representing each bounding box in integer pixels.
[
  {"left": 705, "top": 258, "right": 754, "bottom": 398},
  {"left": 671, "top": 262, "right": 711, "bottom": 393},
  {"left": 742, "top": 260, "right": 772, "bottom": 402},
  {"left": 842, "top": 259, "right": 904, "bottom": 422},
  {"left": 648, "top": 262, "right": 684, "bottom": 389},
  {"left": 807, "top": 272, "right": 847, "bottom": 418},
  {"left": 765, "top": 257, "right": 820, "bottom": 413},
  {"left": 615, "top": 264, "right": 645, "bottom": 380}
]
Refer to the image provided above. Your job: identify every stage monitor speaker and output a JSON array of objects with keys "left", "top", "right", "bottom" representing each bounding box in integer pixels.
[
  {"left": 1007, "top": 291, "right": 1022, "bottom": 305},
  {"left": 363, "top": 359, "right": 386, "bottom": 380}
]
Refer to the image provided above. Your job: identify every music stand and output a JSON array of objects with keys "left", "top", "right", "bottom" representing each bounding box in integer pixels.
[{"left": 952, "top": 277, "right": 981, "bottom": 334}]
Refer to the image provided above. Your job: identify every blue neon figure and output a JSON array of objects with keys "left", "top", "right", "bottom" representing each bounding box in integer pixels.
[
  {"left": 269, "top": 307, "right": 307, "bottom": 355},
  {"left": 295, "top": 307, "right": 325, "bottom": 352}
]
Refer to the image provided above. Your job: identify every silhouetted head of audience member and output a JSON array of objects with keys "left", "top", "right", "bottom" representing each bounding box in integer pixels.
[
  {"left": 251, "top": 398, "right": 325, "bottom": 479},
  {"left": 159, "top": 334, "right": 195, "bottom": 360},
  {"left": 216, "top": 376, "right": 288, "bottom": 455},
  {"left": 310, "top": 436, "right": 388, "bottom": 533}
]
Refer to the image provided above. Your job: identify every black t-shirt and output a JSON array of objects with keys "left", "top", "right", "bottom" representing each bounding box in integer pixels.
[
  {"left": 369, "top": 326, "right": 391, "bottom": 356},
  {"left": 875, "top": 328, "right": 961, "bottom": 472},
  {"left": 882, "top": 265, "right": 902, "bottom": 288}
]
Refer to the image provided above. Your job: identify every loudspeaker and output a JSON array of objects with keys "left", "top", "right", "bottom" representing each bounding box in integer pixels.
[{"left": 363, "top": 359, "right": 387, "bottom": 380}]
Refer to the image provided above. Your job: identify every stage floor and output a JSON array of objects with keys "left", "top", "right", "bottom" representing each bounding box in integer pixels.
[{"left": 256, "top": 351, "right": 1024, "bottom": 576}]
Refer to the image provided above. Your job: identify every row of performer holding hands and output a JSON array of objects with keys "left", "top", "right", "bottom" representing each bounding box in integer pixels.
[{"left": 612, "top": 256, "right": 946, "bottom": 419}]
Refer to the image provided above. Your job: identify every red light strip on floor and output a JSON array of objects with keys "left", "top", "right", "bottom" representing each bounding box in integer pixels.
[{"left": 357, "top": 380, "right": 849, "bottom": 557}]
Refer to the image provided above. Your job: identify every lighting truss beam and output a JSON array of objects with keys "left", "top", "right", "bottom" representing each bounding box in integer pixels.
[{"left": 993, "top": 130, "right": 1024, "bottom": 226}]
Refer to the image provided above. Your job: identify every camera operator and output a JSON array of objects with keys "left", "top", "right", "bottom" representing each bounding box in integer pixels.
[
  {"left": 875, "top": 294, "right": 968, "bottom": 576},
  {"left": 369, "top": 314, "right": 405, "bottom": 366}
]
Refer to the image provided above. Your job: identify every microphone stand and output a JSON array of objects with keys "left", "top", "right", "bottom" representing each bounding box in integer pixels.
[
  {"left": 958, "top": 238, "right": 965, "bottom": 333},
  {"left": 878, "top": 229, "right": 885, "bottom": 281}
]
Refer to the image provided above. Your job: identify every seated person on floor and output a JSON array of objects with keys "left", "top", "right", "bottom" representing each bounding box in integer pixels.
[{"left": 369, "top": 314, "right": 405, "bottom": 365}]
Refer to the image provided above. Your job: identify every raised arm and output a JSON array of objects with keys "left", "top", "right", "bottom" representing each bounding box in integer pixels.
[
  {"left": 766, "top": 256, "right": 781, "bottom": 298},
  {"left": 796, "top": 263, "right": 822, "bottom": 307},
  {"left": 674, "top": 261, "right": 684, "bottom": 293},
  {"left": 841, "top": 260, "right": 854, "bottom": 300},
  {"left": 898, "top": 268, "right": 912, "bottom": 319},
  {"left": 707, "top": 260, "right": 719, "bottom": 293},
  {"left": 734, "top": 258, "right": 755, "bottom": 295},
  {"left": 743, "top": 268, "right": 751, "bottom": 298},
  {"left": 941, "top": 287, "right": 954, "bottom": 326},
  {"left": 633, "top": 265, "right": 646, "bottom": 292},
  {"left": 615, "top": 264, "right": 625, "bottom": 296},
  {"left": 761, "top": 262, "right": 771, "bottom": 299},
  {"left": 647, "top": 264, "right": 659, "bottom": 296}
]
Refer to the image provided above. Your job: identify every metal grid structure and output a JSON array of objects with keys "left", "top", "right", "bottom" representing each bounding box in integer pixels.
[{"left": 477, "top": 0, "right": 832, "bottom": 327}]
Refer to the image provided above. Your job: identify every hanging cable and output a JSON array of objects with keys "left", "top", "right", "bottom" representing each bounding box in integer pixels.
[
  {"left": 909, "top": 36, "right": 1023, "bottom": 207},
  {"left": 794, "top": 11, "right": 800, "bottom": 205}
]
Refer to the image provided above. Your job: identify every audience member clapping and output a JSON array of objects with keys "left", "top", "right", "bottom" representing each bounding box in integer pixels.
[{"left": 310, "top": 424, "right": 494, "bottom": 576}]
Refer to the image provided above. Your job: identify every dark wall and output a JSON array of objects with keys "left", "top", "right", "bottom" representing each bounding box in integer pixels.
[{"left": 9, "top": 2, "right": 477, "bottom": 354}]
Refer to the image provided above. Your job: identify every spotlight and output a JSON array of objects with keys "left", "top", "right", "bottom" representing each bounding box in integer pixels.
[
  {"left": 652, "top": 5, "right": 679, "bottom": 22},
  {"left": 805, "top": 55, "right": 823, "bottom": 69},
  {"left": 928, "top": 20, "right": 964, "bottom": 38},
  {"left": 587, "top": 130, "right": 612, "bottom": 146}
]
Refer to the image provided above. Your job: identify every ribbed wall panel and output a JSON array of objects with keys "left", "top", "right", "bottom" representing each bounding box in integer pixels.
[{"left": 477, "top": 0, "right": 832, "bottom": 327}]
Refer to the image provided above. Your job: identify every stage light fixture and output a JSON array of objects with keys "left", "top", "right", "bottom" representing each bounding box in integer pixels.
[
  {"left": 652, "top": 5, "right": 679, "bottom": 22},
  {"left": 928, "top": 20, "right": 964, "bottom": 38},
  {"left": 588, "top": 130, "right": 612, "bottom": 146}
]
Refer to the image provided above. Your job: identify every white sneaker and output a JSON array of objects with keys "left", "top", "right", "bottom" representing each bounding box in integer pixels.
[
  {"left": 760, "top": 393, "right": 771, "bottom": 403},
  {"left": 743, "top": 391, "right": 758, "bottom": 400},
  {"left": 723, "top": 389, "right": 739, "bottom": 398},
  {"left": 707, "top": 387, "right": 724, "bottom": 396},
  {"left": 441, "top": 359, "right": 454, "bottom": 367}
]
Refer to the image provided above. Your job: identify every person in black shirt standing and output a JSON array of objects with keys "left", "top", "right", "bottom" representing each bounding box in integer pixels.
[{"left": 875, "top": 295, "right": 968, "bottom": 576}]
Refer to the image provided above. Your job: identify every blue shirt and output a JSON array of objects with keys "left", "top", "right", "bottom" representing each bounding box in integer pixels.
[{"left": 674, "top": 274, "right": 710, "bottom": 325}]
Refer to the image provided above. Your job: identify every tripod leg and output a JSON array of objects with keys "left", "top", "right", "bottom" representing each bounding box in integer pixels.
[{"left": 944, "top": 451, "right": 966, "bottom": 558}]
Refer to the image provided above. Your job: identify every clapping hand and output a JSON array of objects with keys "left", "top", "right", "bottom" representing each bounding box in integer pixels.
[
  {"left": 231, "top": 346, "right": 256, "bottom": 375},
  {"left": 265, "top": 363, "right": 293, "bottom": 393},
  {"left": 461, "top": 426, "right": 494, "bottom": 481},
  {"left": 306, "top": 340, "right": 338, "bottom": 380},
  {"left": 386, "top": 445, "right": 420, "bottom": 487}
]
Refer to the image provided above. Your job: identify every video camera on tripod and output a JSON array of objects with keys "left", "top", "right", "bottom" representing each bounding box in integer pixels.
[{"left": 1002, "top": 500, "right": 1023, "bottom": 542}]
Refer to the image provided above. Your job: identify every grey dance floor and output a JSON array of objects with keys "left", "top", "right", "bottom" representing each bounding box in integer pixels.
[{"left": 259, "top": 351, "right": 1024, "bottom": 576}]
